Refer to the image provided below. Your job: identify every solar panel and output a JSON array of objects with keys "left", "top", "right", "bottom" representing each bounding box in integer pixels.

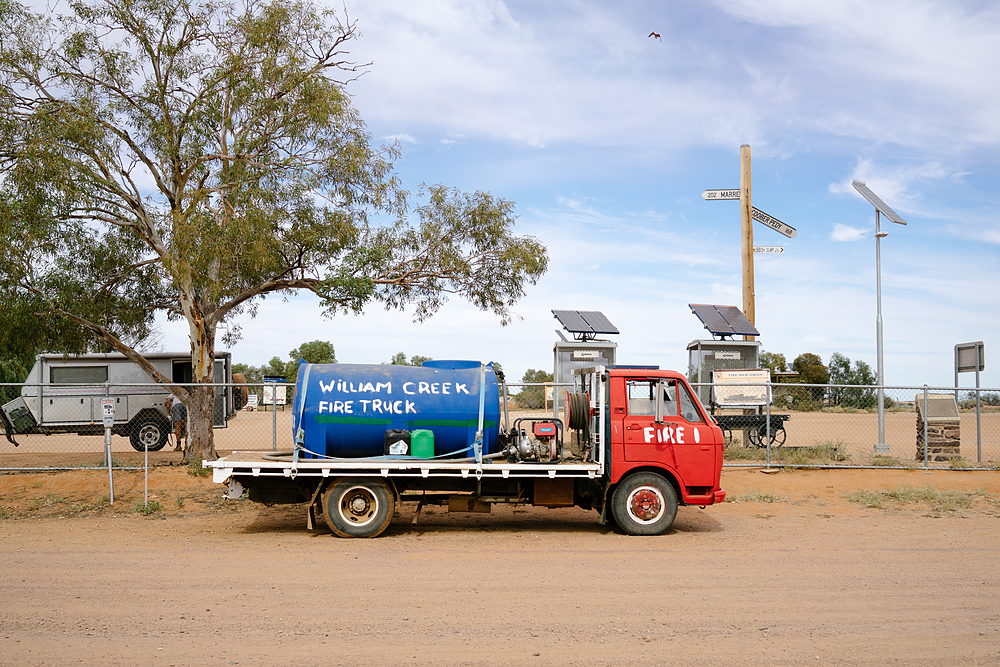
[
  {"left": 852, "top": 181, "right": 906, "bottom": 225},
  {"left": 552, "top": 310, "right": 619, "bottom": 340},
  {"left": 689, "top": 304, "right": 760, "bottom": 337},
  {"left": 578, "top": 311, "right": 619, "bottom": 335}
]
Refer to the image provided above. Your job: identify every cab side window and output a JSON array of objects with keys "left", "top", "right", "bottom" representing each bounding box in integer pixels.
[{"left": 678, "top": 383, "right": 705, "bottom": 423}]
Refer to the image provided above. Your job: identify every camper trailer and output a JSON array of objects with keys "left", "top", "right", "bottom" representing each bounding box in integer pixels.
[{"left": 1, "top": 352, "right": 235, "bottom": 451}]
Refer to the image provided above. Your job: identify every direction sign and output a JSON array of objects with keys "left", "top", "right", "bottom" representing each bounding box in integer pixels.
[
  {"left": 751, "top": 207, "right": 796, "bottom": 238},
  {"left": 754, "top": 246, "right": 784, "bottom": 254},
  {"left": 701, "top": 189, "right": 740, "bottom": 201}
]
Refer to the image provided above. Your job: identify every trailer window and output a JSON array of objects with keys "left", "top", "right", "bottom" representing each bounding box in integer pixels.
[{"left": 50, "top": 366, "right": 109, "bottom": 384}]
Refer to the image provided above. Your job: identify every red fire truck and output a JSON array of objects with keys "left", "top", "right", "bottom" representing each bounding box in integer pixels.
[{"left": 207, "top": 363, "right": 725, "bottom": 537}]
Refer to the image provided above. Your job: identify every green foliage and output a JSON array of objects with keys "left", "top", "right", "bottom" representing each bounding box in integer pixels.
[
  {"left": 389, "top": 352, "right": 432, "bottom": 366},
  {"left": 759, "top": 351, "right": 788, "bottom": 381},
  {"left": 828, "top": 352, "right": 877, "bottom": 409},
  {"left": 961, "top": 391, "right": 1000, "bottom": 409},
  {"left": 845, "top": 489, "right": 883, "bottom": 508},
  {"left": 728, "top": 490, "right": 787, "bottom": 503},
  {"left": 186, "top": 461, "right": 211, "bottom": 478},
  {"left": 790, "top": 353, "right": 828, "bottom": 403},
  {"left": 0, "top": 0, "right": 547, "bottom": 462},
  {"left": 723, "top": 440, "right": 850, "bottom": 464},
  {"left": 870, "top": 454, "right": 901, "bottom": 467},
  {"left": 847, "top": 485, "right": 987, "bottom": 512},
  {"left": 516, "top": 368, "right": 553, "bottom": 409},
  {"left": 134, "top": 500, "right": 163, "bottom": 515}
]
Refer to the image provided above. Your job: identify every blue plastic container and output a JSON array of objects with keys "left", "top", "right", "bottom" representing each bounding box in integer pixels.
[{"left": 292, "top": 361, "right": 500, "bottom": 459}]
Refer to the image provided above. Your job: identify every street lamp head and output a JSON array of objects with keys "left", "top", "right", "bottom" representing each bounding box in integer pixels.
[{"left": 875, "top": 231, "right": 889, "bottom": 238}]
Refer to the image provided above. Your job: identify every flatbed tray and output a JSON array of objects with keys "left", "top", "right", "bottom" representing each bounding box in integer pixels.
[{"left": 207, "top": 451, "right": 603, "bottom": 484}]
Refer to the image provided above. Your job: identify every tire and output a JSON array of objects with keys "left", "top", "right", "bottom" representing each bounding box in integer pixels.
[
  {"left": 322, "top": 478, "right": 395, "bottom": 538},
  {"left": 129, "top": 417, "right": 170, "bottom": 452},
  {"left": 611, "top": 472, "right": 678, "bottom": 536}
]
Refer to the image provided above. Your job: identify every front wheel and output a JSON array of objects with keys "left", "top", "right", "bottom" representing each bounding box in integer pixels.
[
  {"left": 611, "top": 472, "right": 678, "bottom": 536},
  {"left": 129, "top": 418, "right": 169, "bottom": 452},
  {"left": 322, "top": 478, "right": 395, "bottom": 538}
]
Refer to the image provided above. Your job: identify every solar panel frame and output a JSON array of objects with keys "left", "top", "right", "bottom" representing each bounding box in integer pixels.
[
  {"left": 552, "top": 310, "right": 592, "bottom": 334},
  {"left": 689, "top": 304, "right": 760, "bottom": 337},
  {"left": 552, "top": 310, "right": 619, "bottom": 337},
  {"left": 578, "top": 311, "right": 619, "bottom": 335},
  {"left": 715, "top": 305, "right": 760, "bottom": 336},
  {"left": 852, "top": 181, "right": 907, "bottom": 225}
]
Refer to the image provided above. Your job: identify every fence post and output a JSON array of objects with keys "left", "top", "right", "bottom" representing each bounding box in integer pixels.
[
  {"left": 765, "top": 380, "right": 772, "bottom": 468},
  {"left": 104, "top": 382, "right": 114, "bottom": 505},
  {"left": 922, "top": 386, "right": 929, "bottom": 470}
]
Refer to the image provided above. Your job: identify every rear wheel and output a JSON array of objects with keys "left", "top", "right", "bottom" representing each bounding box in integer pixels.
[
  {"left": 611, "top": 472, "right": 678, "bottom": 536},
  {"left": 129, "top": 417, "right": 169, "bottom": 452},
  {"left": 322, "top": 478, "right": 395, "bottom": 538}
]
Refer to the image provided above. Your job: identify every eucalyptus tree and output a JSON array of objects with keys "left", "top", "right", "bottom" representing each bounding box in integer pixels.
[{"left": 0, "top": 0, "right": 548, "bottom": 461}]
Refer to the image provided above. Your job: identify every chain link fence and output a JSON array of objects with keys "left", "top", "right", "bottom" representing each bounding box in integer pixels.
[
  {"left": 695, "top": 382, "right": 1000, "bottom": 470},
  {"left": 1, "top": 381, "right": 997, "bottom": 471},
  {"left": 0, "top": 382, "right": 296, "bottom": 470}
]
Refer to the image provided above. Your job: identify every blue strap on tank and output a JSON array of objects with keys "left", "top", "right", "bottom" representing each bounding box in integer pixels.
[
  {"left": 473, "top": 363, "right": 487, "bottom": 467},
  {"left": 292, "top": 363, "right": 313, "bottom": 473}
]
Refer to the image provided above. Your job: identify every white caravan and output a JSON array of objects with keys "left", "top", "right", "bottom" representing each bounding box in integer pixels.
[{"left": 1, "top": 352, "right": 235, "bottom": 451}]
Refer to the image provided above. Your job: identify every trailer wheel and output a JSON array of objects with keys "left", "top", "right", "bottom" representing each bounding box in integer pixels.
[
  {"left": 322, "top": 478, "right": 395, "bottom": 538},
  {"left": 129, "top": 417, "right": 169, "bottom": 452},
  {"left": 611, "top": 473, "right": 678, "bottom": 536}
]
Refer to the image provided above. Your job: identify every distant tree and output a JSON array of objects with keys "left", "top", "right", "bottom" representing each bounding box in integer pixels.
[
  {"left": 285, "top": 340, "right": 337, "bottom": 380},
  {"left": 231, "top": 363, "right": 261, "bottom": 386},
  {"left": 759, "top": 351, "right": 788, "bottom": 382},
  {"left": 261, "top": 357, "right": 289, "bottom": 380},
  {"left": 827, "top": 352, "right": 876, "bottom": 409},
  {"left": 517, "top": 369, "right": 553, "bottom": 409},
  {"left": 791, "top": 353, "right": 828, "bottom": 404},
  {"left": 389, "top": 353, "right": 432, "bottom": 366},
  {"left": 827, "top": 352, "right": 852, "bottom": 405}
]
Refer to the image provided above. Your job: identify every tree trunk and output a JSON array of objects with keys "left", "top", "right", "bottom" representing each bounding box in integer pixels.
[
  {"left": 181, "top": 294, "right": 219, "bottom": 464},
  {"left": 184, "top": 384, "right": 218, "bottom": 464}
]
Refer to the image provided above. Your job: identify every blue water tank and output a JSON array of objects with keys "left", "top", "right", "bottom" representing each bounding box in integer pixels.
[{"left": 292, "top": 361, "right": 500, "bottom": 459}]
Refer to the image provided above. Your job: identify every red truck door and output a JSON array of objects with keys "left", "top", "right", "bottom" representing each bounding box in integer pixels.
[{"left": 621, "top": 377, "right": 717, "bottom": 488}]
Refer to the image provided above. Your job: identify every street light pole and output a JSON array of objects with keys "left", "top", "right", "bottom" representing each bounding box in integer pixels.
[
  {"left": 875, "top": 210, "right": 889, "bottom": 453},
  {"left": 852, "top": 181, "right": 906, "bottom": 455}
]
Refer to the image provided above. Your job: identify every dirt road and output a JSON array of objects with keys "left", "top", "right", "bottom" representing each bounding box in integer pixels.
[{"left": 2, "top": 467, "right": 999, "bottom": 666}]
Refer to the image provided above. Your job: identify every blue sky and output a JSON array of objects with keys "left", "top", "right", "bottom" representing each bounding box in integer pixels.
[{"left": 155, "top": 0, "right": 999, "bottom": 390}]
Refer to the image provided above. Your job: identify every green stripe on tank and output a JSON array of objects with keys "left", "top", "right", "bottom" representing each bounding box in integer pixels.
[
  {"left": 313, "top": 416, "right": 393, "bottom": 426},
  {"left": 407, "top": 419, "right": 498, "bottom": 428}
]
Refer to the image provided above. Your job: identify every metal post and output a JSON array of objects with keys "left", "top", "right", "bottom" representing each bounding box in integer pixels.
[
  {"left": 765, "top": 381, "right": 772, "bottom": 468},
  {"left": 104, "top": 383, "right": 114, "bottom": 505},
  {"left": 875, "top": 210, "right": 889, "bottom": 453},
  {"left": 975, "top": 347, "right": 982, "bottom": 462},
  {"left": 272, "top": 385, "right": 277, "bottom": 452},
  {"left": 923, "top": 386, "right": 929, "bottom": 469}
]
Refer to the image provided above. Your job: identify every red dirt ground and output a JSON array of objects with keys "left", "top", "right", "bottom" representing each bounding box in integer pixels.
[{"left": 2, "top": 466, "right": 1000, "bottom": 666}]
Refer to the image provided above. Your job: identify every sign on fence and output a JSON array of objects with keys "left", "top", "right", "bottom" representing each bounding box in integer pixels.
[{"left": 712, "top": 369, "right": 770, "bottom": 407}]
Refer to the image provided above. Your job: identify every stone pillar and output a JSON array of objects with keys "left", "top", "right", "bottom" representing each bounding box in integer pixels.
[{"left": 915, "top": 394, "right": 961, "bottom": 461}]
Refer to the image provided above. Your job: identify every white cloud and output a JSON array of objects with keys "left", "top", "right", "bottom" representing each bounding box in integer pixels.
[
  {"left": 384, "top": 133, "right": 417, "bottom": 144},
  {"left": 831, "top": 224, "right": 866, "bottom": 242}
]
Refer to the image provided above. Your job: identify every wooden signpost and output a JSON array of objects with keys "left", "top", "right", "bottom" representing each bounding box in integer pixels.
[{"left": 701, "top": 145, "right": 797, "bottom": 341}]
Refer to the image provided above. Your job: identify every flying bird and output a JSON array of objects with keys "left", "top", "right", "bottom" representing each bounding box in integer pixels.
[{"left": 648, "top": 31, "right": 661, "bottom": 41}]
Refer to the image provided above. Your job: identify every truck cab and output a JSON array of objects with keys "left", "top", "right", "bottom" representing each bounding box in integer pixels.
[{"left": 604, "top": 367, "right": 725, "bottom": 505}]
